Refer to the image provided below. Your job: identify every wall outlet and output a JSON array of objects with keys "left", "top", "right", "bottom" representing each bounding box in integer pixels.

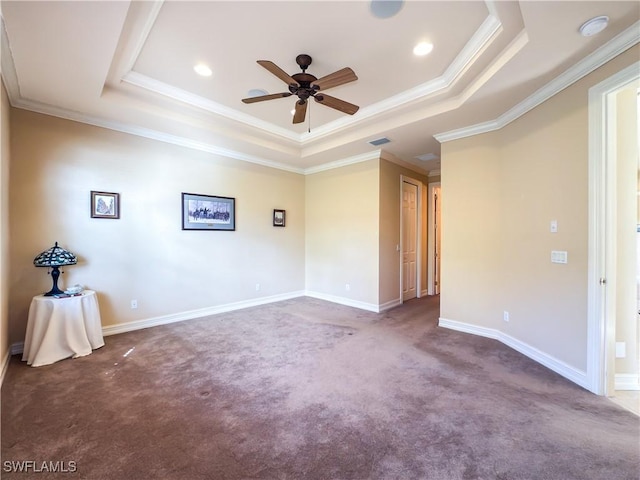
[
  {"left": 503, "top": 311, "right": 510, "bottom": 322},
  {"left": 255, "top": 283, "right": 260, "bottom": 291},
  {"left": 345, "top": 284, "right": 351, "bottom": 291},
  {"left": 131, "top": 300, "right": 138, "bottom": 309}
]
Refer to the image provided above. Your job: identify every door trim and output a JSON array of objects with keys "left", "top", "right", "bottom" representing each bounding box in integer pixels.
[
  {"left": 400, "top": 176, "right": 423, "bottom": 303},
  {"left": 587, "top": 61, "right": 639, "bottom": 395},
  {"left": 427, "top": 182, "right": 441, "bottom": 295}
]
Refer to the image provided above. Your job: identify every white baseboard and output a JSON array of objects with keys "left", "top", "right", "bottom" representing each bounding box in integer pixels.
[
  {"left": 305, "top": 291, "right": 381, "bottom": 313},
  {"left": 438, "top": 317, "right": 589, "bottom": 390},
  {"left": 6, "top": 291, "right": 386, "bottom": 370},
  {"left": 5, "top": 292, "right": 404, "bottom": 374},
  {"left": 615, "top": 373, "right": 640, "bottom": 391},
  {"left": 102, "top": 290, "right": 306, "bottom": 336},
  {"left": 379, "top": 298, "right": 402, "bottom": 312}
]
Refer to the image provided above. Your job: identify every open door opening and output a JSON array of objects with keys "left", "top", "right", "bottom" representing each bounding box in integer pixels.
[
  {"left": 587, "top": 63, "right": 640, "bottom": 401},
  {"left": 428, "top": 183, "right": 441, "bottom": 296}
]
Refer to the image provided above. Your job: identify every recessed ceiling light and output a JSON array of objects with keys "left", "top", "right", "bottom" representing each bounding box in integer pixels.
[
  {"left": 193, "top": 63, "right": 212, "bottom": 77},
  {"left": 413, "top": 42, "right": 434, "bottom": 57},
  {"left": 370, "top": 0, "right": 404, "bottom": 19},
  {"left": 579, "top": 15, "right": 609, "bottom": 37}
]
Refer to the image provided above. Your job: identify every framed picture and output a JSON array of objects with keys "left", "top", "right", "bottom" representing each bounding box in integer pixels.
[
  {"left": 182, "top": 193, "right": 235, "bottom": 231},
  {"left": 273, "top": 209, "right": 285, "bottom": 227},
  {"left": 91, "top": 191, "right": 120, "bottom": 219}
]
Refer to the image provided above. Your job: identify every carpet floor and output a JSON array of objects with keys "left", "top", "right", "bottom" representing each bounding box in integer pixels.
[{"left": 1, "top": 296, "right": 639, "bottom": 479}]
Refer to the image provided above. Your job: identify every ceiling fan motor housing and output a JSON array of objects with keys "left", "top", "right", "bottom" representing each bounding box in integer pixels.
[{"left": 289, "top": 72, "right": 318, "bottom": 101}]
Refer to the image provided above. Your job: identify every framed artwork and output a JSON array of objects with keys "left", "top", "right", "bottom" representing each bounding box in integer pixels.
[
  {"left": 182, "top": 193, "right": 235, "bottom": 231},
  {"left": 273, "top": 209, "right": 285, "bottom": 227},
  {"left": 91, "top": 191, "right": 120, "bottom": 219}
]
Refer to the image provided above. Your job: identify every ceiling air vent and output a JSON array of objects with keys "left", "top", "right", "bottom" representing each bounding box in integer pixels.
[{"left": 368, "top": 137, "right": 391, "bottom": 147}]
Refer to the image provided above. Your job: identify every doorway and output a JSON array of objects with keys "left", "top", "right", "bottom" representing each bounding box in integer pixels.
[{"left": 587, "top": 62, "right": 640, "bottom": 396}]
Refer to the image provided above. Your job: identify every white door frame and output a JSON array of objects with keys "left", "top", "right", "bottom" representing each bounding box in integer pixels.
[
  {"left": 427, "top": 182, "right": 441, "bottom": 295},
  {"left": 400, "top": 176, "right": 423, "bottom": 303},
  {"left": 587, "top": 61, "right": 639, "bottom": 395}
]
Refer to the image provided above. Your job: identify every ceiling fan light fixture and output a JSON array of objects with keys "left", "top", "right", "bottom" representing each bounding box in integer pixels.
[
  {"left": 579, "top": 15, "right": 609, "bottom": 37},
  {"left": 193, "top": 63, "right": 212, "bottom": 77},
  {"left": 413, "top": 42, "right": 434, "bottom": 56}
]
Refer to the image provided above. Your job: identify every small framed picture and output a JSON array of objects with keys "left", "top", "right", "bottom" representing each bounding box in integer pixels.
[
  {"left": 182, "top": 193, "right": 236, "bottom": 231},
  {"left": 273, "top": 209, "right": 285, "bottom": 227},
  {"left": 91, "top": 191, "right": 120, "bottom": 219}
]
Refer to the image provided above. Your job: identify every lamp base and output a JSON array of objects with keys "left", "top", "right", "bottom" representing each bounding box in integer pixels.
[{"left": 43, "top": 266, "right": 65, "bottom": 296}]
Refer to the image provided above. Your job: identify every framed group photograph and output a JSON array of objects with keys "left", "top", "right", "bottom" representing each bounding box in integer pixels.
[
  {"left": 91, "top": 191, "right": 120, "bottom": 219},
  {"left": 182, "top": 193, "right": 235, "bottom": 231},
  {"left": 273, "top": 209, "right": 285, "bottom": 227}
]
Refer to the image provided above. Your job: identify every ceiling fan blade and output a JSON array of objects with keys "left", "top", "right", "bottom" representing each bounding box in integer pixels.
[
  {"left": 257, "top": 60, "right": 298, "bottom": 86},
  {"left": 293, "top": 100, "right": 307, "bottom": 124},
  {"left": 314, "top": 94, "right": 359, "bottom": 115},
  {"left": 242, "top": 92, "right": 292, "bottom": 104},
  {"left": 311, "top": 67, "right": 358, "bottom": 91}
]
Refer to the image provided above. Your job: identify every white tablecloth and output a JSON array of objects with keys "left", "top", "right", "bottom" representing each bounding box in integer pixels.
[{"left": 22, "top": 290, "right": 105, "bottom": 367}]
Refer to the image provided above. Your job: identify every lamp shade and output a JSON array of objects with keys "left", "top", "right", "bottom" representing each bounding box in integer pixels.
[
  {"left": 33, "top": 242, "right": 77, "bottom": 267},
  {"left": 33, "top": 242, "right": 77, "bottom": 296}
]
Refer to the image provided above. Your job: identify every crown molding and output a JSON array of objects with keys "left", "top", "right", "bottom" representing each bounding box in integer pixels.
[
  {"left": 118, "top": 4, "right": 503, "bottom": 149},
  {"left": 435, "top": 21, "right": 640, "bottom": 144},
  {"left": 5, "top": 80, "right": 387, "bottom": 177},
  {"left": 10, "top": 95, "right": 306, "bottom": 174},
  {"left": 122, "top": 71, "right": 300, "bottom": 143},
  {"left": 303, "top": 150, "right": 382, "bottom": 175},
  {"left": 0, "top": 15, "right": 20, "bottom": 103},
  {"left": 298, "top": 11, "right": 503, "bottom": 145}
]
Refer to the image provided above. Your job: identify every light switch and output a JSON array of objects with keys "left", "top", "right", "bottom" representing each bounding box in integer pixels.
[
  {"left": 551, "top": 251, "right": 568, "bottom": 264},
  {"left": 550, "top": 220, "right": 558, "bottom": 233}
]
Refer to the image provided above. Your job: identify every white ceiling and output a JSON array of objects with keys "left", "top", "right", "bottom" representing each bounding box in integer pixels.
[{"left": 1, "top": 1, "right": 638, "bottom": 175}]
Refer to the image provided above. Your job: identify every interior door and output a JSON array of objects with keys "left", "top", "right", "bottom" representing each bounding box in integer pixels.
[{"left": 402, "top": 181, "right": 418, "bottom": 301}]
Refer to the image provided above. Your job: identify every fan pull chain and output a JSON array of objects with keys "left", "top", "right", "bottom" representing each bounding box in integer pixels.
[{"left": 308, "top": 101, "right": 311, "bottom": 133}]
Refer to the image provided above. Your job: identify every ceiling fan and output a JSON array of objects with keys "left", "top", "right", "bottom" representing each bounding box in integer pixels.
[{"left": 242, "top": 54, "right": 359, "bottom": 124}]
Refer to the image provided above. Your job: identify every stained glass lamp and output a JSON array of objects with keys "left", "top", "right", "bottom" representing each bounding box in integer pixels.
[{"left": 33, "top": 242, "right": 77, "bottom": 296}]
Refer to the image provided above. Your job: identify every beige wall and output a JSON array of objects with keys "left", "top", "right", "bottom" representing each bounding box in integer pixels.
[
  {"left": 441, "top": 46, "right": 639, "bottom": 372},
  {"left": 9, "top": 110, "right": 305, "bottom": 343},
  {"left": 305, "top": 160, "right": 380, "bottom": 307},
  {"left": 1, "top": 80, "right": 10, "bottom": 367},
  {"left": 441, "top": 136, "right": 504, "bottom": 330},
  {"left": 378, "top": 158, "right": 429, "bottom": 305},
  {"left": 615, "top": 84, "right": 639, "bottom": 375}
]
